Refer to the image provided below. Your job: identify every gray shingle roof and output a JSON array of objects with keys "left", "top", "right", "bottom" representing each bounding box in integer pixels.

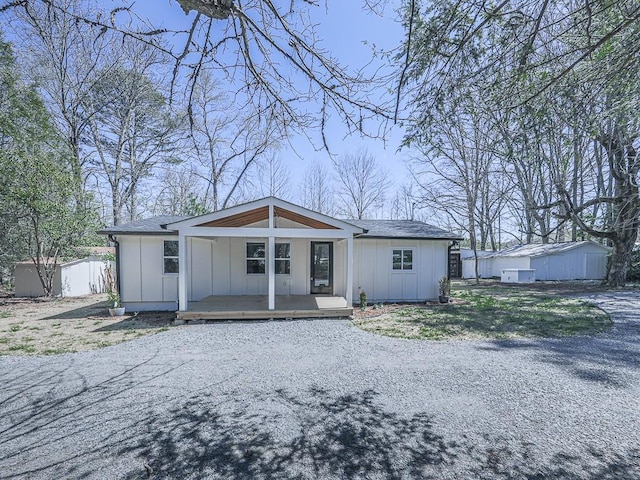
[
  {"left": 98, "top": 215, "right": 188, "bottom": 236},
  {"left": 346, "top": 219, "right": 461, "bottom": 240},
  {"left": 99, "top": 216, "right": 461, "bottom": 241},
  {"left": 486, "top": 241, "right": 610, "bottom": 258}
]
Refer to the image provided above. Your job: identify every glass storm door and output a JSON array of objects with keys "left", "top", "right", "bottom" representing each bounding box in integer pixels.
[{"left": 310, "top": 242, "right": 333, "bottom": 294}]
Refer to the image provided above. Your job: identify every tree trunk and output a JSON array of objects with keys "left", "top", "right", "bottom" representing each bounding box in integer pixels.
[
  {"left": 600, "top": 133, "right": 640, "bottom": 286},
  {"left": 608, "top": 234, "right": 637, "bottom": 287}
]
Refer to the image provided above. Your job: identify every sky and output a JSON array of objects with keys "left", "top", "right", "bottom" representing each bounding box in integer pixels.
[{"left": 129, "top": 0, "right": 414, "bottom": 197}]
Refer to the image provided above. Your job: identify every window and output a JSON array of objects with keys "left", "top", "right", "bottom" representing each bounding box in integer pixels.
[
  {"left": 392, "top": 249, "right": 413, "bottom": 270},
  {"left": 246, "top": 242, "right": 266, "bottom": 274},
  {"left": 275, "top": 243, "right": 290, "bottom": 275},
  {"left": 163, "top": 240, "right": 179, "bottom": 274}
]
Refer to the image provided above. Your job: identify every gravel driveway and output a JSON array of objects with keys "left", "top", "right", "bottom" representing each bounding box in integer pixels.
[{"left": 1, "top": 291, "right": 639, "bottom": 479}]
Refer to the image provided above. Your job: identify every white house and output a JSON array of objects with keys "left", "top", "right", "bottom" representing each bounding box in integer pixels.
[
  {"left": 99, "top": 197, "right": 460, "bottom": 319},
  {"left": 461, "top": 241, "right": 610, "bottom": 281}
]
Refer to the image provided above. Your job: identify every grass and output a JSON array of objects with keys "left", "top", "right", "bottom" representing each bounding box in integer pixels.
[
  {"left": 354, "top": 282, "right": 613, "bottom": 341},
  {"left": 0, "top": 295, "right": 176, "bottom": 356},
  {"left": 8, "top": 344, "right": 37, "bottom": 353},
  {"left": 42, "top": 348, "right": 70, "bottom": 355}
]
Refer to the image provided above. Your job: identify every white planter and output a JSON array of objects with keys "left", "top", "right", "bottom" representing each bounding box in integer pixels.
[{"left": 109, "top": 306, "right": 126, "bottom": 316}]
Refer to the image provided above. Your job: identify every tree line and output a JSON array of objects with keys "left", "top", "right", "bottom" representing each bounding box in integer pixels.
[
  {"left": 0, "top": 1, "right": 395, "bottom": 291},
  {"left": 0, "top": 0, "right": 638, "bottom": 289}
]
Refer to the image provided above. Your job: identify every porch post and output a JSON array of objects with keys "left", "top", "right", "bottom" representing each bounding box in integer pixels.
[
  {"left": 268, "top": 203, "right": 275, "bottom": 310},
  {"left": 178, "top": 233, "right": 188, "bottom": 311},
  {"left": 346, "top": 235, "right": 354, "bottom": 307}
]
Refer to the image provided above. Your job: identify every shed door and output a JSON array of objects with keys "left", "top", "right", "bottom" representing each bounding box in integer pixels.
[{"left": 310, "top": 242, "right": 333, "bottom": 294}]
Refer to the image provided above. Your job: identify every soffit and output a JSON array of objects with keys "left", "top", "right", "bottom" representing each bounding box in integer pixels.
[
  {"left": 274, "top": 206, "right": 338, "bottom": 230},
  {"left": 195, "top": 205, "right": 339, "bottom": 230},
  {"left": 197, "top": 206, "right": 269, "bottom": 227}
]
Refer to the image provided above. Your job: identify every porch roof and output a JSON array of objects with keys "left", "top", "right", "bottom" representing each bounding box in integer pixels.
[{"left": 165, "top": 197, "right": 364, "bottom": 234}]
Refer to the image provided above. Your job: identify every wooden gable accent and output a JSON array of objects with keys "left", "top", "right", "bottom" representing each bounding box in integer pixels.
[
  {"left": 274, "top": 206, "right": 338, "bottom": 230},
  {"left": 194, "top": 205, "right": 340, "bottom": 229},
  {"left": 196, "top": 206, "right": 269, "bottom": 227}
]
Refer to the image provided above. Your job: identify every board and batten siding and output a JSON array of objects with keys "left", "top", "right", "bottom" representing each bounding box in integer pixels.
[
  {"left": 119, "top": 236, "right": 179, "bottom": 310},
  {"left": 120, "top": 235, "right": 446, "bottom": 308},
  {"left": 352, "top": 239, "right": 449, "bottom": 302},
  {"left": 188, "top": 236, "right": 270, "bottom": 299},
  {"left": 187, "top": 237, "right": 351, "bottom": 302},
  {"left": 461, "top": 256, "right": 494, "bottom": 279}
]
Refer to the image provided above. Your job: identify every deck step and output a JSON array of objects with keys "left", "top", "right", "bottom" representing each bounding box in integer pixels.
[{"left": 176, "top": 308, "right": 353, "bottom": 321}]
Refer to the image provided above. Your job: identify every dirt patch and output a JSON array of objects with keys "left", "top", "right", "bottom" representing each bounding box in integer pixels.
[{"left": 0, "top": 294, "right": 175, "bottom": 355}]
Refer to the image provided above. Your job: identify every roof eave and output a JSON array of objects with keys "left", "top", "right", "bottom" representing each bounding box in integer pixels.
[
  {"left": 97, "top": 229, "right": 178, "bottom": 236},
  {"left": 358, "top": 235, "right": 463, "bottom": 241}
]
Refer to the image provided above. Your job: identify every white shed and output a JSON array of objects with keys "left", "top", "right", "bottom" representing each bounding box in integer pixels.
[
  {"left": 460, "top": 249, "right": 494, "bottom": 279},
  {"left": 462, "top": 241, "right": 610, "bottom": 281},
  {"left": 14, "top": 256, "right": 111, "bottom": 297}
]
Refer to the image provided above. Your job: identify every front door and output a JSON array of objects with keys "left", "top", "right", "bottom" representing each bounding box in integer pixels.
[{"left": 310, "top": 241, "right": 333, "bottom": 294}]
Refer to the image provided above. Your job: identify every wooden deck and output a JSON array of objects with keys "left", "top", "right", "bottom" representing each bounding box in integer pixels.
[{"left": 176, "top": 295, "right": 353, "bottom": 321}]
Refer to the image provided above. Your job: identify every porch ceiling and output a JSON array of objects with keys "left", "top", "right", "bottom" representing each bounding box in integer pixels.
[
  {"left": 195, "top": 205, "right": 339, "bottom": 230},
  {"left": 273, "top": 206, "right": 338, "bottom": 229},
  {"left": 197, "top": 206, "right": 269, "bottom": 227}
]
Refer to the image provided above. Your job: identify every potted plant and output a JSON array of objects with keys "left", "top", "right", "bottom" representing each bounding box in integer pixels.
[
  {"left": 104, "top": 262, "right": 125, "bottom": 316},
  {"left": 108, "top": 290, "right": 125, "bottom": 317},
  {"left": 438, "top": 276, "right": 451, "bottom": 304}
]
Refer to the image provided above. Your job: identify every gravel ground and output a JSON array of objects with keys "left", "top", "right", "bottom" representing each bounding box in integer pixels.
[{"left": 0, "top": 291, "right": 639, "bottom": 479}]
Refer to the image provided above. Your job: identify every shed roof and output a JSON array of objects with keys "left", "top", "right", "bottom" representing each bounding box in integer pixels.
[
  {"left": 486, "top": 241, "right": 610, "bottom": 258},
  {"left": 347, "top": 219, "right": 461, "bottom": 240}
]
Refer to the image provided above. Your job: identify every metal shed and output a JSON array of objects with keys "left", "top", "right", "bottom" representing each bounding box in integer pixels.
[
  {"left": 461, "top": 241, "right": 610, "bottom": 281},
  {"left": 14, "top": 254, "right": 112, "bottom": 297},
  {"left": 460, "top": 249, "right": 495, "bottom": 279}
]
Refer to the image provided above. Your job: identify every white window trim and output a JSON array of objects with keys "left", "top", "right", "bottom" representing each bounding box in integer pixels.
[
  {"left": 163, "top": 240, "right": 179, "bottom": 275},
  {"left": 275, "top": 242, "right": 291, "bottom": 276},
  {"left": 246, "top": 241, "right": 266, "bottom": 275},
  {"left": 392, "top": 248, "right": 415, "bottom": 272}
]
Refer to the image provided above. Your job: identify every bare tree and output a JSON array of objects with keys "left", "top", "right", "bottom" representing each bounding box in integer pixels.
[
  {"left": 396, "top": 0, "right": 640, "bottom": 114},
  {"left": 258, "top": 153, "right": 291, "bottom": 199},
  {"left": 10, "top": 0, "right": 113, "bottom": 208},
  {"left": 399, "top": 0, "right": 640, "bottom": 285},
  {"left": 298, "top": 163, "right": 336, "bottom": 216},
  {"left": 187, "top": 73, "right": 281, "bottom": 211},
  {"left": 84, "top": 42, "right": 180, "bottom": 225},
  {"left": 332, "top": 149, "right": 390, "bottom": 219},
  {"left": 1, "top": 0, "right": 394, "bottom": 150},
  {"left": 149, "top": 164, "right": 207, "bottom": 216},
  {"left": 389, "top": 184, "right": 419, "bottom": 221},
  {"left": 408, "top": 92, "right": 509, "bottom": 280}
]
